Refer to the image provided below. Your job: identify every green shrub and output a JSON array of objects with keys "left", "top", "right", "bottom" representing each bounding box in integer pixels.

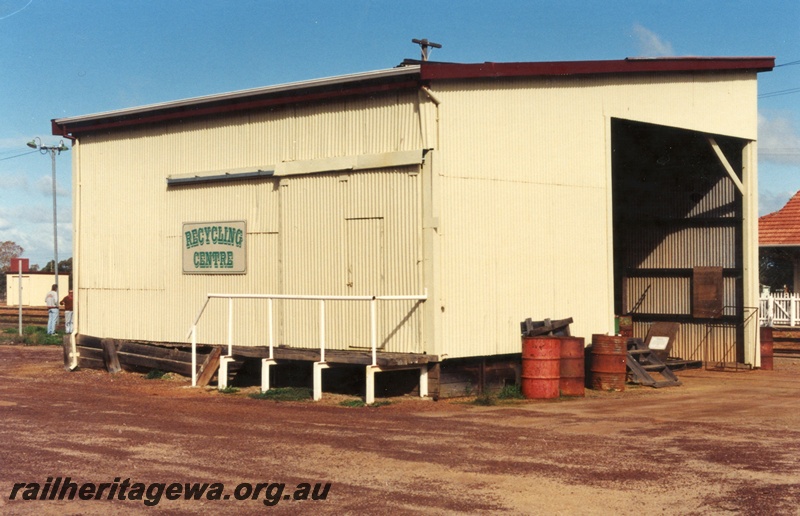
[
  {"left": 248, "top": 387, "right": 312, "bottom": 402},
  {"left": 339, "top": 399, "right": 366, "bottom": 408},
  {"left": 498, "top": 384, "right": 524, "bottom": 399},
  {"left": 145, "top": 369, "right": 168, "bottom": 380},
  {"left": 464, "top": 381, "right": 474, "bottom": 397},
  {"left": 41, "top": 333, "right": 63, "bottom": 346},
  {"left": 8, "top": 326, "right": 64, "bottom": 346},
  {"left": 23, "top": 326, "right": 45, "bottom": 335},
  {"left": 473, "top": 393, "right": 497, "bottom": 406},
  {"left": 339, "top": 398, "right": 392, "bottom": 408}
]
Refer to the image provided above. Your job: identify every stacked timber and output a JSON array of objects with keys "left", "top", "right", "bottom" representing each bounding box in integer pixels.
[
  {"left": 771, "top": 327, "right": 800, "bottom": 355},
  {"left": 437, "top": 356, "right": 519, "bottom": 399},
  {"left": 66, "top": 336, "right": 224, "bottom": 383},
  {"left": 0, "top": 305, "right": 53, "bottom": 326}
]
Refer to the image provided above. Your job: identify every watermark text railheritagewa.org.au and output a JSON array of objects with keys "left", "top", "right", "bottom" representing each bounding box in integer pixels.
[{"left": 8, "top": 477, "right": 331, "bottom": 507}]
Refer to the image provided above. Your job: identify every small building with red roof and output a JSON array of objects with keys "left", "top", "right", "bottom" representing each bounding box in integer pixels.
[{"left": 759, "top": 191, "right": 800, "bottom": 292}]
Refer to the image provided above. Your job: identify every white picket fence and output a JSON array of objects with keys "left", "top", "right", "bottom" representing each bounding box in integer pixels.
[{"left": 760, "top": 293, "right": 800, "bottom": 327}]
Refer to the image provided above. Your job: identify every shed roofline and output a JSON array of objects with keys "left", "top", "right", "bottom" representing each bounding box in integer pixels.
[
  {"left": 418, "top": 56, "right": 775, "bottom": 80},
  {"left": 51, "top": 66, "right": 422, "bottom": 137},
  {"left": 52, "top": 56, "right": 775, "bottom": 137}
]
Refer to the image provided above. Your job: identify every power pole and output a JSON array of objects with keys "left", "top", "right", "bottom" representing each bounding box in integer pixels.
[{"left": 412, "top": 38, "right": 442, "bottom": 61}]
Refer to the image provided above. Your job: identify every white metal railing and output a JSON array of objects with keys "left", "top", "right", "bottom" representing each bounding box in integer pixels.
[
  {"left": 759, "top": 292, "right": 800, "bottom": 327},
  {"left": 186, "top": 291, "right": 428, "bottom": 386}
]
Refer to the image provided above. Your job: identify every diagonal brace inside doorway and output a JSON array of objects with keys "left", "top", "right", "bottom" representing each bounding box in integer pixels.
[{"left": 708, "top": 137, "right": 745, "bottom": 195}]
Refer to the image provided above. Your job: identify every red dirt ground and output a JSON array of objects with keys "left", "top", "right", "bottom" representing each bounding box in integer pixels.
[{"left": 2, "top": 344, "right": 800, "bottom": 514}]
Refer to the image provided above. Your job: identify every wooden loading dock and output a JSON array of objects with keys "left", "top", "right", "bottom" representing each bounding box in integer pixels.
[{"left": 67, "top": 335, "right": 525, "bottom": 400}]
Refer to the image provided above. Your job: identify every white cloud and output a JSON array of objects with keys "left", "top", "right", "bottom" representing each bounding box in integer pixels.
[
  {"left": 0, "top": 174, "right": 28, "bottom": 190},
  {"left": 0, "top": 197, "right": 72, "bottom": 267},
  {"left": 760, "top": 189, "right": 796, "bottom": 216},
  {"left": 758, "top": 112, "right": 800, "bottom": 166},
  {"left": 33, "top": 174, "right": 70, "bottom": 198},
  {"left": 632, "top": 24, "right": 674, "bottom": 57},
  {"left": 0, "top": 137, "right": 31, "bottom": 153},
  {"left": 0, "top": 220, "right": 72, "bottom": 268}
]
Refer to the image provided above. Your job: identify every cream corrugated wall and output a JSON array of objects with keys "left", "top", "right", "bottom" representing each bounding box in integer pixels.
[
  {"left": 429, "top": 72, "right": 758, "bottom": 358},
  {"left": 280, "top": 169, "right": 422, "bottom": 352},
  {"left": 74, "top": 92, "right": 425, "bottom": 349},
  {"left": 73, "top": 71, "right": 760, "bottom": 360}
]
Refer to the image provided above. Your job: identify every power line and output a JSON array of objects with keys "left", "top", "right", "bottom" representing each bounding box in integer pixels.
[
  {"left": 0, "top": 150, "right": 37, "bottom": 161},
  {"left": 759, "top": 87, "right": 800, "bottom": 99},
  {"left": 759, "top": 59, "right": 800, "bottom": 98}
]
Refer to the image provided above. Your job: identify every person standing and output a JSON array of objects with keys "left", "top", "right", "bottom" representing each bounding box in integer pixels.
[
  {"left": 45, "top": 284, "right": 59, "bottom": 335},
  {"left": 60, "top": 290, "right": 74, "bottom": 334}
]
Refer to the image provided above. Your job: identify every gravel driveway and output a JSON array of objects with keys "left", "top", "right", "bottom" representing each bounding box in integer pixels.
[{"left": 2, "top": 345, "right": 799, "bottom": 514}]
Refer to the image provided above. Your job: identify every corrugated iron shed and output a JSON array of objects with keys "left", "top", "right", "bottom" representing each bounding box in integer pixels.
[{"left": 52, "top": 56, "right": 774, "bottom": 377}]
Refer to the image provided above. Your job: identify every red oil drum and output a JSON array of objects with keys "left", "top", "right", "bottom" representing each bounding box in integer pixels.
[
  {"left": 760, "top": 327, "right": 774, "bottom": 371},
  {"left": 521, "top": 337, "right": 561, "bottom": 399},
  {"left": 590, "top": 334, "right": 627, "bottom": 391},
  {"left": 559, "top": 336, "right": 586, "bottom": 397}
]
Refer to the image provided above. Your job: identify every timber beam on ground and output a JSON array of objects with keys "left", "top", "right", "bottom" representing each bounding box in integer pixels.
[
  {"left": 70, "top": 335, "right": 438, "bottom": 373},
  {"left": 771, "top": 327, "right": 800, "bottom": 355},
  {"left": 230, "top": 345, "right": 438, "bottom": 367}
]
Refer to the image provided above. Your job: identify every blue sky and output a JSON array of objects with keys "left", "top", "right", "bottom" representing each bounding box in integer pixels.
[{"left": 1, "top": 0, "right": 799, "bottom": 267}]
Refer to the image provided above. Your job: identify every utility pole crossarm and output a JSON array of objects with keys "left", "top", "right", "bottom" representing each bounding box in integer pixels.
[
  {"left": 26, "top": 137, "right": 69, "bottom": 289},
  {"left": 412, "top": 38, "right": 442, "bottom": 61}
]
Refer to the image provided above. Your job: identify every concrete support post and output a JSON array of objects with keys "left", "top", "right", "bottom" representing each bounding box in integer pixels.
[
  {"left": 366, "top": 365, "right": 379, "bottom": 405},
  {"left": 218, "top": 355, "right": 234, "bottom": 390},
  {"left": 261, "top": 359, "right": 277, "bottom": 393},
  {"left": 313, "top": 362, "right": 330, "bottom": 401},
  {"left": 365, "top": 365, "right": 429, "bottom": 405}
]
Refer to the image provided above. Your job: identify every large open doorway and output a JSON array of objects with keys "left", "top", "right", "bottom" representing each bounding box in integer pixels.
[{"left": 611, "top": 118, "right": 749, "bottom": 365}]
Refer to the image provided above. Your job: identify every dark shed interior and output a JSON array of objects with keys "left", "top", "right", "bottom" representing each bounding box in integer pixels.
[{"left": 611, "top": 118, "right": 750, "bottom": 364}]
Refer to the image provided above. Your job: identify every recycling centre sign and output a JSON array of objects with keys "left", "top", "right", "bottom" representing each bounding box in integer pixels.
[{"left": 182, "top": 221, "right": 246, "bottom": 274}]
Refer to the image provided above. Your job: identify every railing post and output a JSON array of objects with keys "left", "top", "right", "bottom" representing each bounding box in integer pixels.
[
  {"left": 268, "top": 297, "right": 274, "bottom": 359},
  {"left": 793, "top": 295, "right": 798, "bottom": 327},
  {"left": 371, "top": 297, "right": 377, "bottom": 366},
  {"left": 189, "top": 292, "right": 429, "bottom": 394},
  {"left": 191, "top": 325, "right": 197, "bottom": 387},
  {"left": 228, "top": 297, "right": 233, "bottom": 356},
  {"left": 320, "top": 299, "right": 326, "bottom": 363}
]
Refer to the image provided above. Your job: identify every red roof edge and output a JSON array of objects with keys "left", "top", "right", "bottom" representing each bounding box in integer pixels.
[
  {"left": 759, "top": 190, "right": 800, "bottom": 246},
  {"left": 52, "top": 56, "right": 775, "bottom": 138},
  {"left": 420, "top": 57, "right": 775, "bottom": 80}
]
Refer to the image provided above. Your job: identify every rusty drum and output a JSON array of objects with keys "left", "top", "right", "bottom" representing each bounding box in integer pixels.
[
  {"left": 760, "top": 326, "right": 774, "bottom": 371},
  {"left": 559, "top": 336, "right": 586, "bottom": 397},
  {"left": 521, "top": 337, "right": 561, "bottom": 399},
  {"left": 590, "top": 334, "right": 627, "bottom": 391}
]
